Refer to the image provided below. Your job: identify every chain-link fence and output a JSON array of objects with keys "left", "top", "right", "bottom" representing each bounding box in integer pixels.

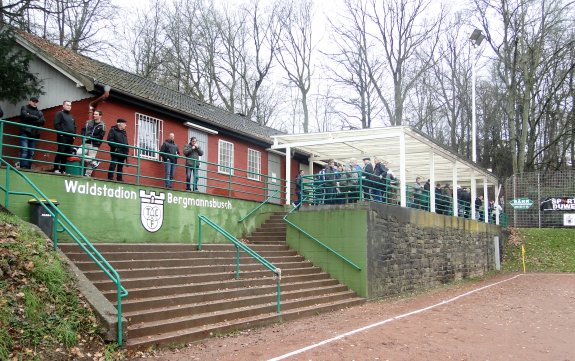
[{"left": 504, "top": 170, "right": 575, "bottom": 228}]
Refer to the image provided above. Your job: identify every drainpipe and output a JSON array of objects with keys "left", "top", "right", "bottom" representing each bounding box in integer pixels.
[{"left": 89, "top": 85, "right": 111, "bottom": 119}]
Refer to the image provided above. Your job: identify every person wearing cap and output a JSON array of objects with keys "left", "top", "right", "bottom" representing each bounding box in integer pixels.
[
  {"left": 160, "top": 133, "right": 180, "bottom": 189},
  {"left": 53, "top": 100, "right": 77, "bottom": 174},
  {"left": 18, "top": 96, "right": 46, "bottom": 169},
  {"left": 183, "top": 136, "right": 204, "bottom": 191},
  {"left": 106, "top": 118, "right": 129, "bottom": 181}
]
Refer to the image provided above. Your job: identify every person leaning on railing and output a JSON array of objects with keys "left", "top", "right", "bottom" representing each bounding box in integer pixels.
[
  {"left": 160, "top": 133, "right": 180, "bottom": 189},
  {"left": 106, "top": 118, "right": 129, "bottom": 182},
  {"left": 18, "top": 96, "right": 46, "bottom": 169}
]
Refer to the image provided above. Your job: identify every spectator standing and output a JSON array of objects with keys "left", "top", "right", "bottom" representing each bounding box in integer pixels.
[
  {"left": 324, "top": 160, "right": 337, "bottom": 204},
  {"left": 160, "top": 133, "right": 179, "bottom": 188},
  {"left": 53, "top": 100, "right": 76, "bottom": 174},
  {"left": 107, "top": 119, "right": 129, "bottom": 182},
  {"left": 475, "top": 195, "right": 484, "bottom": 221},
  {"left": 413, "top": 177, "right": 423, "bottom": 209},
  {"left": 183, "top": 137, "right": 204, "bottom": 191},
  {"left": 373, "top": 158, "right": 388, "bottom": 203},
  {"left": 295, "top": 169, "right": 304, "bottom": 209},
  {"left": 362, "top": 157, "right": 374, "bottom": 201},
  {"left": 18, "top": 96, "right": 45, "bottom": 169},
  {"left": 80, "top": 110, "right": 106, "bottom": 176}
]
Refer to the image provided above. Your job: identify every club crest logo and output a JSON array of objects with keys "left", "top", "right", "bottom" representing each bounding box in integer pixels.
[{"left": 139, "top": 190, "right": 165, "bottom": 232}]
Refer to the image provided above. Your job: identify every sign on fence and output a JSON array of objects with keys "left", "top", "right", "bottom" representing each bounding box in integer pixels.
[
  {"left": 509, "top": 198, "right": 533, "bottom": 210},
  {"left": 564, "top": 214, "right": 575, "bottom": 226}
]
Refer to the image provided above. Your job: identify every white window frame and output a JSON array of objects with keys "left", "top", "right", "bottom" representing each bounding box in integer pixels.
[
  {"left": 135, "top": 113, "right": 163, "bottom": 160},
  {"left": 218, "top": 140, "right": 234, "bottom": 175},
  {"left": 247, "top": 148, "right": 261, "bottom": 181}
]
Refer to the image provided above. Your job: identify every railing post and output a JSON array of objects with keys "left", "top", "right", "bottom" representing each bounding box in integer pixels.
[
  {"left": 53, "top": 212, "right": 59, "bottom": 250},
  {"left": 235, "top": 246, "right": 240, "bottom": 279},
  {"left": 136, "top": 151, "right": 141, "bottom": 185},
  {"left": 117, "top": 283, "right": 123, "bottom": 346},
  {"left": 228, "top": 170, "right": 232, "bottom": 198},
  {"left": 276, "top": 277, "right": 281, "bottom": 314},
  {"left": 0, "top": 121, "right": 4, "bottom": 159},
  {"left": 197, "top": 216, "right": 203, "bottom": 251},
  {"left": 4, "top": 167, "right": 10, "bottom": 208}
]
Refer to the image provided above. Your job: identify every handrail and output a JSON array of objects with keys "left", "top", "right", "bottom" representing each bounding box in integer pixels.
[
  {"left": 197, "top": 215, "right": 281, "bottom": 314},
  {"left": 282, "top": 198, "right": 362, "bottom": 271},
  {"left": 237, "top": 189, "right": 280, "bottom": 223},
  {"left": 0, "top": 160, "right": 128, "bottom": 346}
]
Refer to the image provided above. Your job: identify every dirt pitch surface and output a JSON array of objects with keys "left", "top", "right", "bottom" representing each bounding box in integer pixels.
[{"left": 131, "top": 273, "right": 575, "bottom": 361}]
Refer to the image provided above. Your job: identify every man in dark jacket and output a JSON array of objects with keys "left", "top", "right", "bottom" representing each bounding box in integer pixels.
[
  {"left": 159, "top": 133, "right": 179, "bottom": 188},
  {"left": 80, "top": 109, "right": 106, "bottom": 176},
  {"left": 362, "top": 157, "right": 374, "bottom": 201},
  {"left": 183, "top": 136, "right": 204, "bottom": 191},
  {"left": 53, "top": 100, "right": 76, "bottom": 173},
  {"left": 18, "top": 96, "right": 45, "bottom": 169},
  {"left": 107, "top": 118, "right": 129, "bottom": 182}
]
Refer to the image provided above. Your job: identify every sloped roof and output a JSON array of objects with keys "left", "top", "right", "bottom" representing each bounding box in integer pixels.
[{"left": 15, "top": 31, "right": 284, "bottom": 144}]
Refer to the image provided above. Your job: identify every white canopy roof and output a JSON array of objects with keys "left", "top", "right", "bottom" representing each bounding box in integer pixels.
[
  {"left": 271, "top": 126, "right": 498, "bottom": 187},
  {"left": 271, "top": 126, "right": 500, "bottom": 219}
]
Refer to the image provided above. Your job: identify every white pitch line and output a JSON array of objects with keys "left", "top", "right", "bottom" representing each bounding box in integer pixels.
[{"left": 268, "top": 274, "right": 523, "bottom": 361}]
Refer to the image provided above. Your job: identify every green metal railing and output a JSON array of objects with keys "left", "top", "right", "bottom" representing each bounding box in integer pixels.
[
  {"left": 299, "top": 172, "right": 506, "bottom": 225},
  {"left": 283, "top": 198, "right": 361, "bottom": 271},
  {"left": 237, "top": 190, "right": 280, "bottom": 223},
  {"left": 0, "top": 119, "right": 286, "bottom": 203},
  {"left": 197, "top": 215, "right": 281, "bottom": 314},
  {"left": 0, "top": 159, "right": 128, "bottom": 345}
]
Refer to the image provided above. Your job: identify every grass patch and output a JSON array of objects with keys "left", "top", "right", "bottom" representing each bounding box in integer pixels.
[
  {"left": 0, "top": 211, "right": 123, "bottom": 359},
  {"left": 502, "top": 227, "right": 575, "bottom": 272}
]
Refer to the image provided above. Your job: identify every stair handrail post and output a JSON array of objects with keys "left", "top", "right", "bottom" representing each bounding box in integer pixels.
[
  {"left": 117, "top": 282, "right": 123, "bottom": 346},
  {"left": 197, "top": 215, "right": 203, "bottom": 251},
  {"left": 235, "top": 245, "right": 240, "bottom": 279},
  {"left": 53, "top": 212, "right": 59, "bottom": 250}
]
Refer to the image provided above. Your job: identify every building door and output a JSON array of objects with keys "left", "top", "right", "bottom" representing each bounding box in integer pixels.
[
  {"left": 267, "top": 153, "right": 282, "bottom": 204},
  {"left": 186, "top": 129, "right": 208, "bottom": 193}
]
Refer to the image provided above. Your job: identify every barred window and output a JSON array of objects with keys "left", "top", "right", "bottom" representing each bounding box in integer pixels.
[
  {"left": 247, "top": 148, "right": 261, "bottom": 181},
  {"left": 218, "top": 140, "right": 234, "bottom": 174},
  {"left": 136, "top": 113, "right": 162, "bottom": 159}
]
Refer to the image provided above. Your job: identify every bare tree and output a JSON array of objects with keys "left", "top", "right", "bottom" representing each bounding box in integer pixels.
[
  {"left": 367, "top": 0, "right": 445, "bottom": 126},
  {"left": 324, "top": 0, "right": 381, "bottom": 129},
  {"left": 275, "top": 0, "right": 314, "bottom": 133},
  {"left": 125, "top": 0, "right": 168, "bottom": 81}
]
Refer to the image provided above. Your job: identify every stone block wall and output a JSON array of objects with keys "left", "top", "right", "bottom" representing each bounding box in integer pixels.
[{"left": 367, "top": 203, "right": 500, "bottom": 299}]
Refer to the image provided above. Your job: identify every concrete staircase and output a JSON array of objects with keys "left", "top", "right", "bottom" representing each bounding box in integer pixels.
[
  {"left": 59, "top": 214, "right": 364, "bottom": 349},
  {"left": 244, "top": 212, "right": 287, "bottom": 245}
]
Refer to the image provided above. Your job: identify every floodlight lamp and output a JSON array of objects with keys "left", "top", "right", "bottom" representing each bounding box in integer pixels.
[{"left": 469, "top": 29, "right": 485, "bottom": 47}]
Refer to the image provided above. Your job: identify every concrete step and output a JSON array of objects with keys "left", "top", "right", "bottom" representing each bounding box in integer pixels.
[
  {"left": 120, "top": 279, "right": 343, "bottom": 312},
  {"left": 124, "top": 285, "right": 350, "bottom": 325},
  {"left": 73, "top": 255, "right": 306, "bottom": 271},
  {"left": 82, "top": 261, "right": 315, "bottom": 281},
  {"left": 101, "top": 273, "right": 335, "bottom": 302},
  {"left": 125, "top": 297, "right": 365, "bottom": 349},
  {"left": 58, "top": 243, "right": 290, "bottom": 253},
  {"left": 92, "top": 266, "right": 324, "bottom": 292},
  {"left": 127, "top": 290, "right": 359, "bottom": 339},
  {"left": 64, "top": 249, "right": 297, "bottom": 262}
]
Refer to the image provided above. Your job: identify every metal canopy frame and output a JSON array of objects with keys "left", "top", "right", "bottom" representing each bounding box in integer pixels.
[{"left": 271, "top": 126, "right": 500, "bottom": 223}]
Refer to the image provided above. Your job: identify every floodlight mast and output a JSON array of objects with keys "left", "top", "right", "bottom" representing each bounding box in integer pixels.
[{"left": 469, "top": 29, "right": 484, "bottom": 163}]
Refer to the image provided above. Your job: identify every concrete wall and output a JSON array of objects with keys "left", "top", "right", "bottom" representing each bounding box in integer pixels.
[
  {"left": 286, "top": 203, "right": 501, "bottom": 299},
  {"left": 0, "top": 169, "right": 284, "bottom": 243}
]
